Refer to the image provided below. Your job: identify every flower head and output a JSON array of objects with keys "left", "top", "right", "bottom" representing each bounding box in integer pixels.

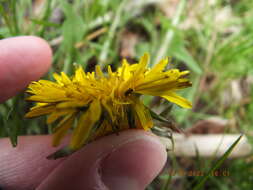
[{"left": 25, "top": 53, "right": 192, "bottom": 151}]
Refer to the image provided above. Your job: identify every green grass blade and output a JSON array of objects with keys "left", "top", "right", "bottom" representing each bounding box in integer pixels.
[
  {"left": 99, "top": 0, "right": 127, "bottom": 64},
  {"left": 38, "top": 0, "right": 53, "bottom": 37},
  {"left": 153, "top": 0, "right": 186, "bottom": 65},
  {"left": 10, "top": 0, "right": 19, "bottom": 34},
  {"left": 192, "top": 134, "right": 243, "bottom": 190},
  {"left": 31, "top": 19, "right": 60, "bottom": 28},
  {"left": 2, "top": 106, "right": 18, "bottom": 147}
]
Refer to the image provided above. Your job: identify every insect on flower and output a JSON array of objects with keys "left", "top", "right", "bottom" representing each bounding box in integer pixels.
[{"left": 25, "top": 53, "right": 192, "bottom": 157}]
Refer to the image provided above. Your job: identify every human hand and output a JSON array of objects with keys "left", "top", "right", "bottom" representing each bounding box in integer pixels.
[{"left": 0, "top": 36, "right": 167, "bottom": 190}]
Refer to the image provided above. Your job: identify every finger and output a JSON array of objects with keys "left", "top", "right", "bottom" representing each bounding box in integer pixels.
[
  {"left": 37, "top": 130, "right": 167, "bottom": 190},
  {"left": 0, "top": 135, "right": 66, "bottom": 190},
  {"left": 0, "top": 130, "right": 167, "bottom": 190},
  {"left": 0, "top": 36, "right": 52, "bottom": 102}
]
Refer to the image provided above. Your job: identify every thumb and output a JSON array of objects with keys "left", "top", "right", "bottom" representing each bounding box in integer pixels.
[{"left": 37, "top": 130, "right": 167, "bottom": 190}]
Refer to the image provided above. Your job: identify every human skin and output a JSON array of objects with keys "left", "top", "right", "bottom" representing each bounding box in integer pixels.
[{"left": 0, "top": 36, "right": 167, "bottom": 190}]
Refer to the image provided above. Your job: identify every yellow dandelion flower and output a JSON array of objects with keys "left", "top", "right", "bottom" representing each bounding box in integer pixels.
[{"left": 25, "top": 53, "right": 192, "bottom": 152}]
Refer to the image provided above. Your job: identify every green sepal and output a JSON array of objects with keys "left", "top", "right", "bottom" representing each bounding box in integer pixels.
[
  {"left": 47, "top": 146, "right": 76, "bottom": 160},
  {"left": 148, "top": 107, "right": 183, "bottom": 133},
  {"left": 126, "top": 105, "right": 136, "bottom": 129},
  {"left": 101, "top": 105, "right": 119, "bottom": 133}
]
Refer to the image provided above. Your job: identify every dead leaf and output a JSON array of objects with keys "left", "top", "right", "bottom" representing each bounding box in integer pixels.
[
  {"left": 186, "top": 117, "right": 228, "bottom": 134},
  {"left": 119, "top": 30, "right": 139, "bottom": 58}
]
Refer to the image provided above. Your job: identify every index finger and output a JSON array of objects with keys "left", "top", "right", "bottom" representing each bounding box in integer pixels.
[{"left": 0, "top": 36, "right": 52, "bottom": 102}]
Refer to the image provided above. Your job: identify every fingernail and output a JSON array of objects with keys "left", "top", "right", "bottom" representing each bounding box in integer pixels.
[{"left": 100, "top": 136, "right": 166, "bottom": 190}]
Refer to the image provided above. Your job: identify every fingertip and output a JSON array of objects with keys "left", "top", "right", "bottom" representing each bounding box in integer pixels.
[
  {"left": 37, "top": 130, "right": 167, "bottom": 190},
  {"left": 101, "top": 132, "right": 167, "bottom": 190},
  {"left": 0, "top": 36, "right": 52, "bottom": 102}
]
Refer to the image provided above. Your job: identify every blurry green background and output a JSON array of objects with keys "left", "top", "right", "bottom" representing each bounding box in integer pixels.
[{"left": 0, "top": 0, "right": 253, "bottom": 189}]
